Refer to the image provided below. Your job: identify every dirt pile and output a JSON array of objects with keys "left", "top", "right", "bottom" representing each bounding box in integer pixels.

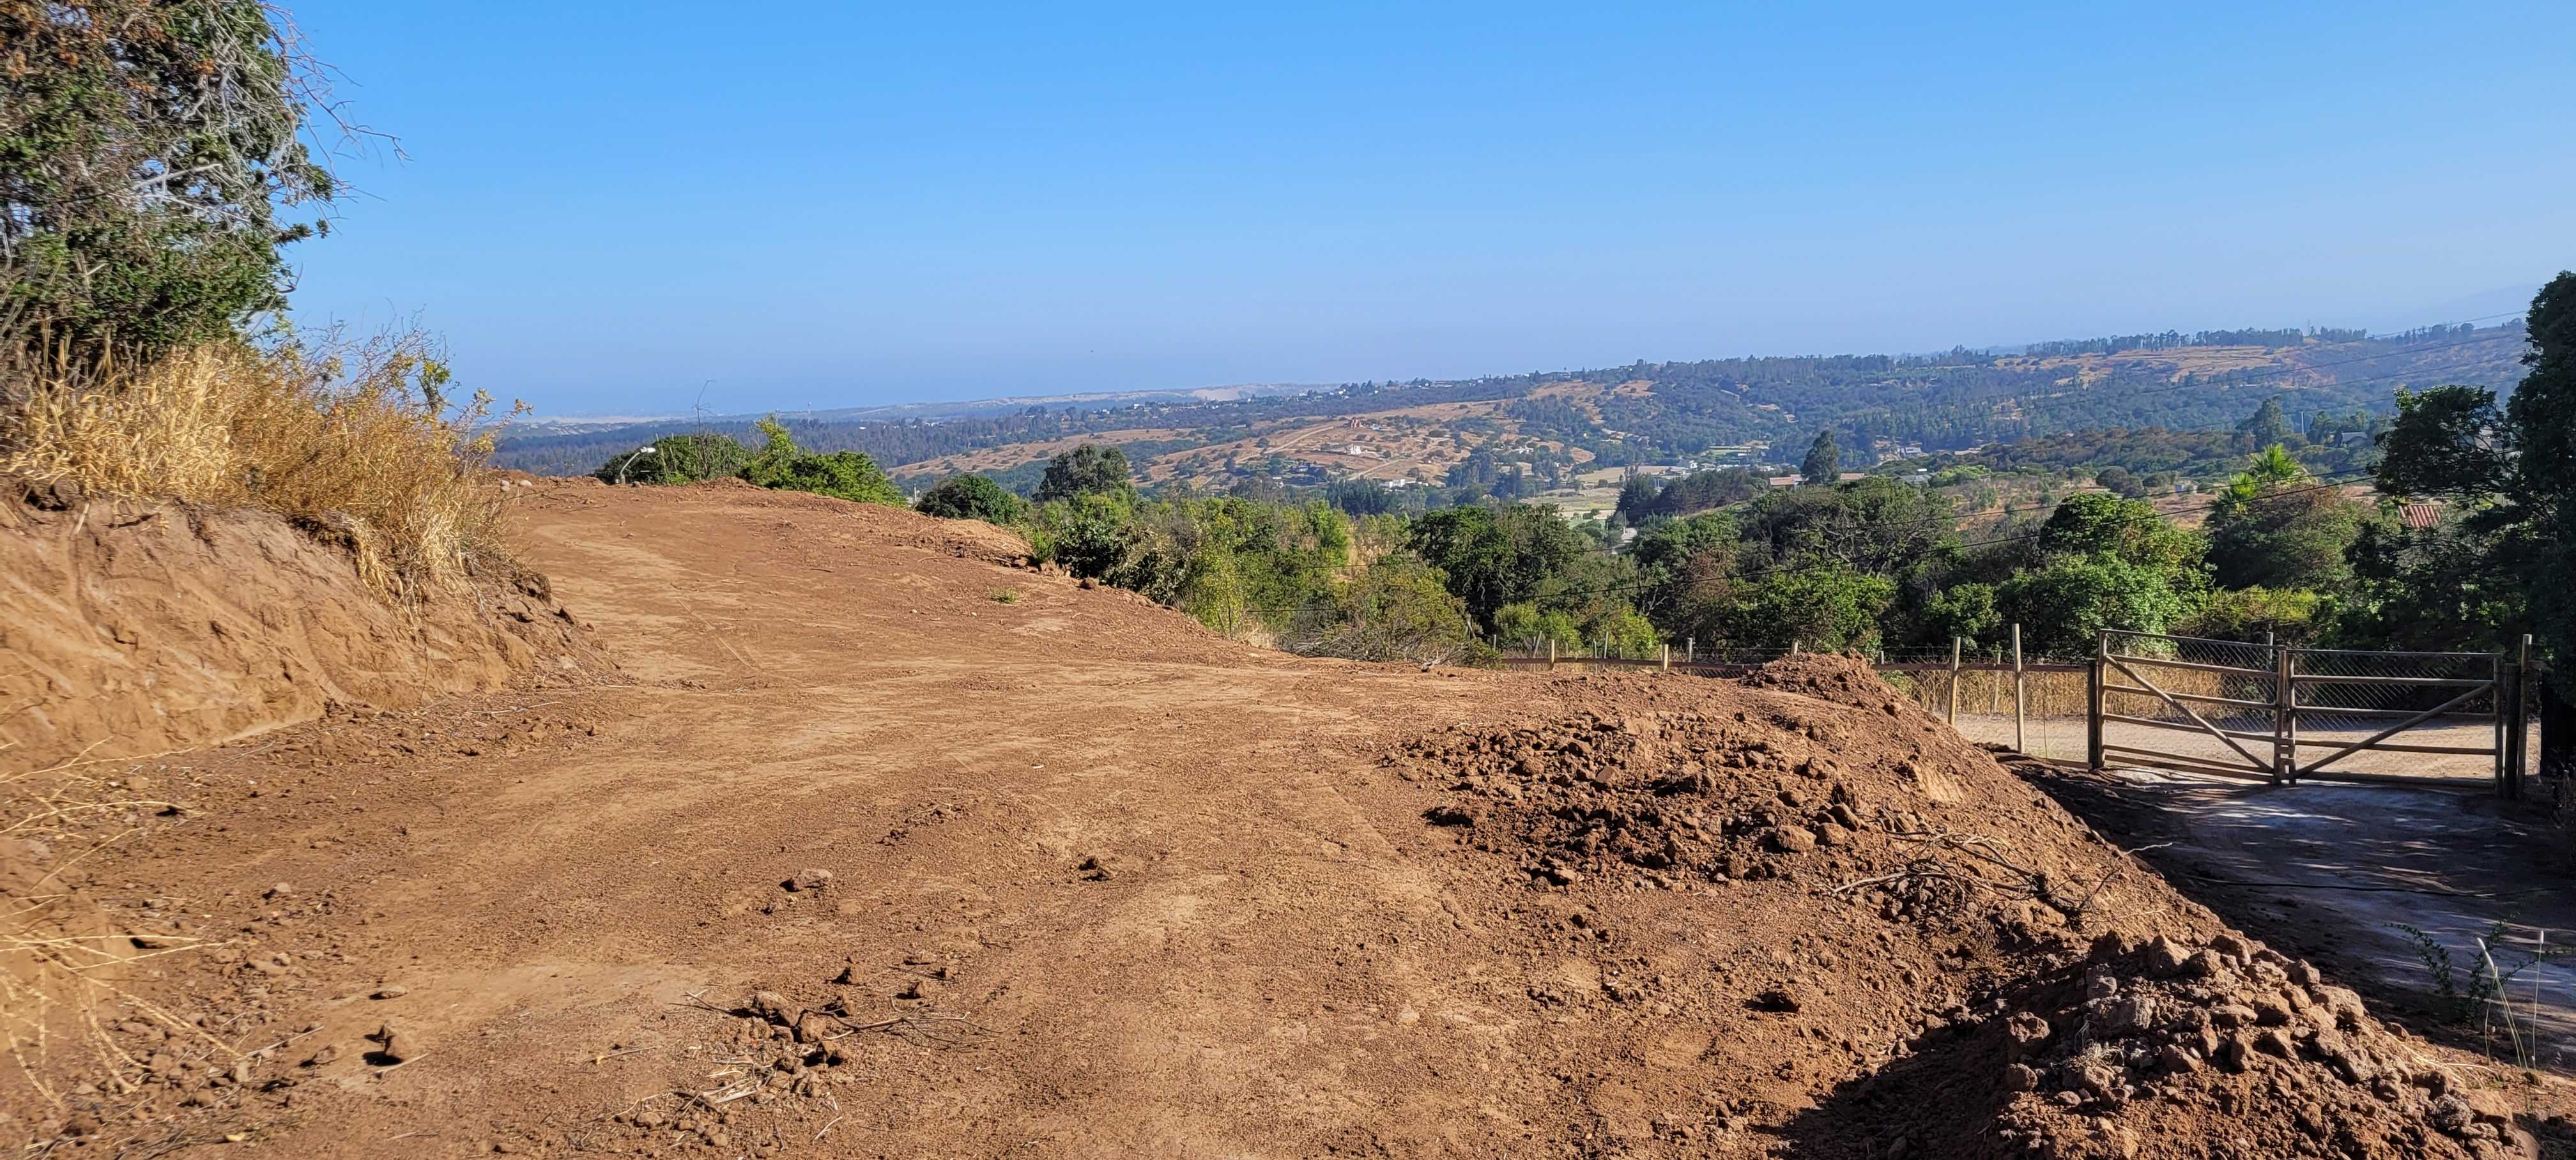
[
  {"left": 1396, "top": 654, "right": 2537, "bottom": 1159},
  {"left": 1398, "top": 655, "right": 2096, "bottom": 913},
  {"left": 0, "top": 480, "right": 609, "bottom": 768},
  {"left": 1974, "top": 932, "right": 2529, "bottom": 1158}
]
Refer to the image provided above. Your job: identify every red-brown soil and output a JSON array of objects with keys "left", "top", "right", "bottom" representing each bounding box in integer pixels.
[
  {"left": 0, "top": 478, "right": 604, "bottom": 768},
  {"left": 0, "top": 480, "right": 2557, "bottom": 1157}
]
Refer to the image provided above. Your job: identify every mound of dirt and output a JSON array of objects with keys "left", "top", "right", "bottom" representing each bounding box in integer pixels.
[
  {"left": 1977, "top": 932, "right": 2529, "bottom": 1158},
  {"left": 1397, "top": 655, "right": 2530, "bottom": 1159},
  {"left": 1397, "top": 655, "right": 2083, "bottom": 912},
  {"left": 0, "top": 481, "right": 610, "bottom": 767}
]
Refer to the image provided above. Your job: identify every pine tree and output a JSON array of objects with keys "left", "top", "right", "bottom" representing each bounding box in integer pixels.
[{"left": 1800, "top": 429, "right": 1841, "bottom": 486}]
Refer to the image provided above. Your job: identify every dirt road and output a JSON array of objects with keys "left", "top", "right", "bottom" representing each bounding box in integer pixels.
[
  {"left": 15, "top": 484, "right": 1746, "bottom": 1155},
  {"left": 10, "top": 482, "right": 2556, "bottom": 1158}
]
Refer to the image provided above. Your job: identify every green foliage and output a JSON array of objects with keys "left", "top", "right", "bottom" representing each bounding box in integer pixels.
[
  {"left": 1712, "top": 563, "right": 1895, "bottom": 652},
  {"left": 2092, "top": 466, "right": 2142, "bottom": 498},
  {"left": 3, "top": 1, "right": 340, "bottom": 361},
  {"left": 914, "top": 473, "right": 1027, "bottom": 523},
  {"left": 2179, "top": 586, "right": 2324, "bottom": 645},
  {"left": 737, "top": 416, "right": 903, "bottom": 505},
  {"left": 2205, "top": 448, "right": 2364, "bottom": 591},
  {"left": 1033, "top": 443, "right": 1133, "bottom": 503},
  {"left": 592, "top": 432, "right": 753, "bottom": 484},
  {"left": 2357, "top": 271, "right": 2576, "bottom": 657},
  {"left": 1494, "top": 601, "right": 1583, "bottom": 652},
  {"left": 1920, "top": 581, "right": 2001, "bottom": 646},
  {"left": 1405, "top": 503, "right": 1586, "bottom": 630},
  {"left": 1286, "top": 555, "right": 1478, "bottom": 664},
  {"left": 1997, "top": 555, "right": 2193, "bottom": 656},
  {"left": 1800, "top": 429, "right": 1841, "bottom": 485},
  {"left": 2375, "top": 386, "right": 2507, "bottom": 499},
  {"left": 2237, "top": 397, "right": 2294, "bottom": 448}
]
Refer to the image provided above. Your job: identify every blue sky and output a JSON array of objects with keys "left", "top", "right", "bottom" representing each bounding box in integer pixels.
[{"left": 286, "top": 1, "right": 2576, "bottom": 415}]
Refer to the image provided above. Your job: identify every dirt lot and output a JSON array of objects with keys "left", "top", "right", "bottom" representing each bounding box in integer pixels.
[{"left": 4, "top": 481, "right": 2568, "bottom": 1157}]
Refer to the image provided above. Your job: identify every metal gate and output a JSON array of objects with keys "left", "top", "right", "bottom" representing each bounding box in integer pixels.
[{"left": 2087, "top": 630, "right": 2534, "bottom": 794}]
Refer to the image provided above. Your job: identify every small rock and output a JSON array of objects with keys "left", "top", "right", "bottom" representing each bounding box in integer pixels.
[
  {"left": 1767, "top": 827, "right": 1818, "bottom": 854},
  {"left": 786, "top": 868, "right": 834, "bottom": 892},
  {"left": 2004, "top": 1064, "right": 2039, "bottom": 1090},
  {"left": 371, "top": 986, "right": 409, "bottom": 1000},
  {"left": 1423, "top": 805, "right": 1477, "bottom": 828},
  {"left": 367, "top": 1024, "right": 409, "bottom": 1064},
  {"left": 2142, "top": 936, "right": 2189, "bottom": 976}
]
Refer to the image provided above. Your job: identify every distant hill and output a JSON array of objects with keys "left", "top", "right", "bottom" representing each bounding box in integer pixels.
[{"left": 491, "top": 321, "right": 2530, "bottom": 489}]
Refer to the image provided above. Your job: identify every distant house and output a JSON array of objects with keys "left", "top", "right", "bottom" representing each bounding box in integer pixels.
[
  {"left": 2401, "top": 502, "right": 2442, "bottom": 530},
  {"left": 1837, "top": 471, "right": 1867, "bottom": 482},
  {"left": 1767, "top": 475, "right": 1802, "bottom": 488}
]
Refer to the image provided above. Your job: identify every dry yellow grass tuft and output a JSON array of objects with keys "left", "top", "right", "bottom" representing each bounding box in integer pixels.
[{"left": 1, "top": 337, "right": 515, "bottom": 602}]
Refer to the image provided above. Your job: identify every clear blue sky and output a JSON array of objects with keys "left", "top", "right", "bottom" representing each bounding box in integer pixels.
[{"left": 287, "top": 1, "right": 2576, "bottom": 416}]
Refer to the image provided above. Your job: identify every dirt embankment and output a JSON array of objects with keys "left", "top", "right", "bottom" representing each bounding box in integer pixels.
[
  {"left": 0, "top": 478, "right": 606, "bottom": 769},
  {"left": 0, "top": 483, "right": 2557, "bottom": 1157}
]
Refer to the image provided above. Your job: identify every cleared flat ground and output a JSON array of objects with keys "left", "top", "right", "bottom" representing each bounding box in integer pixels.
[{"left": 19, "top": 482, "right": 2570, "bottom": 1158}]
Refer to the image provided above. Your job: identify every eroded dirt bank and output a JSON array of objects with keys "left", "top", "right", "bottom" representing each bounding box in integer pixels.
[
  {"left": 0, "top": 481, "right": 2556, "bottom": 1157},
  {"left": 0, "top": 479, "right": 603, "bottom": 768}
]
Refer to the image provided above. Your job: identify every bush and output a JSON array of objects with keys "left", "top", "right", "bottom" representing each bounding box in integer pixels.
[
  {"left": 739, "top": 417, "right": 901, "bottom": 505},
  {"left": 592, "top": 432, "right": 752, "bottom": 485},
  {"left": 1032, "top": 443, "right": 1132, "bottom": 502},
  {"left": 1287, "top": 556, "right": 1480, "bottom": 664},
  {"left": 0, "top": 337, "right": 510, "bottom": 598},
  {"left": 914, "top": 473, "right": 1027, "bottom": 523},
  {"left": 2178, "top": 586, "right": 2325, "bottom": 645}
]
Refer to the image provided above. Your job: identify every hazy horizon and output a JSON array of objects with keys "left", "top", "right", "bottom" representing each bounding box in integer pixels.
[{"left": 286, "top": 1, "right": 2575, "bottom": 416}]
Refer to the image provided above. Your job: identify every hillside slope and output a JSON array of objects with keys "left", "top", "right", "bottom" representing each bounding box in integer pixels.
[
  {"left": 1, "top": 482, "right": 2541, "bottom": 1157},
  {"left": 0, "top": 479, "right": 602, "bottom": 768}
]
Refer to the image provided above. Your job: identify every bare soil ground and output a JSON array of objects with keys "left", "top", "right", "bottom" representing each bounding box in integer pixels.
[{"left": 4, "top": 480, "right": 2566, "bottom": 1157}]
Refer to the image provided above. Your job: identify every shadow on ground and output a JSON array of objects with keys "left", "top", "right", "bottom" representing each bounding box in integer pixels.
[{"left": 2009, "top": 754, "right": 2576, "bottom": 1072}]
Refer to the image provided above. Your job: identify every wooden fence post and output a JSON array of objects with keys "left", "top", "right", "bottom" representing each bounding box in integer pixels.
[
  {"left": 2089, "top": 630, "right": 2106, "bottom": 770},
  {"left": 1947, "top": 636, "right": 1961, "bottom": 726},
  {"left": 2274, "top": 641, "right": 2296, "bottom": 784},
  {"left": 1791, "top": 640, "right": 1802, "bottom": 656},
  {"left": 1660, "top": 643, "right": 1671, "bottom": 673},
  {"left": 2511, "top": 634, "right": 2534, "bottom": 800},
  {"left": 1687, "top": 637, "right": 1695, "bottom": 664},
  {"left": 1547, "top": 638, "right": 1556, "bottom": 671},
  {"left": 2011, "top": 623, "right": 2025, "bottom": 754}
]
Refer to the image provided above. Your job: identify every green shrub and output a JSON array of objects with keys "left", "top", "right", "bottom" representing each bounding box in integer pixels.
[
  {"left": 592, "top": 432, "right": 753, "bottom": 484},
  {"left": 739, "top": 416, "right": 901, "bottom": 505},
  {"left": 915, "top": 473, "right": 1027, "bottom": 523}
]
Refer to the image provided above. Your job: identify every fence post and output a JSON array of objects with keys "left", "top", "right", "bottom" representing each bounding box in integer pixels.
[
  {"left": 2011, "top": 623, "right": 2026, "bottom": 754},
  {"left": 2494, "top": 650, "right": 2510, "bottom": 800},
  {"left": 1791, "top": 639, "right": 1802, "bottom": 656},
  {"left": 1661, "top": 643, "right": 1671, "bottom": 673},
  {"left": 2512, "top": 634, "right": 2534, "bottom": 800},
  {"left": 2089, "top": 630, "right": 2106, "bottom": 770},
  {"left": 1947, "top": 636, "right": 1962, "bottom": 726},
  {"left": 1547, "top": 638, "right": 1556, "bottom": 671},
  {"left": 1687, "top": 636, "right": 1695, "bottom": 664},
  {"left": 2274, "top": 641, "right": 2295, "bottom": 784}
]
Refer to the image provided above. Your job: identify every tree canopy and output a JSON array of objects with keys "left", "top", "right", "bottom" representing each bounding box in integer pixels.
[
  {"left": 3, "top": 0, "right": 343, "bottom": 362},
  {"left": 1034, "top": 443, "right": 1134, "bottom": 502}
]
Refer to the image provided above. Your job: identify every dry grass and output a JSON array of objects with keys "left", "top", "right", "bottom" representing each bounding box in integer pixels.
[{"left": 1, "top": 336, "right": 515, "bottom": 602}]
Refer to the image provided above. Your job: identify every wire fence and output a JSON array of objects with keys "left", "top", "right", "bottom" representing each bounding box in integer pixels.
[
  {"left": 1485, "top": 632, "right": 2099, "bottom": 765},
  {"left": 1487, "top": 628, "right": 2553, "bottom": 788}
]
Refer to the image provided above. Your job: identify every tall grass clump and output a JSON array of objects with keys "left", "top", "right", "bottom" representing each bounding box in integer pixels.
[{"left": 0, "top": 335, "right": 516, "bottom": 602}]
